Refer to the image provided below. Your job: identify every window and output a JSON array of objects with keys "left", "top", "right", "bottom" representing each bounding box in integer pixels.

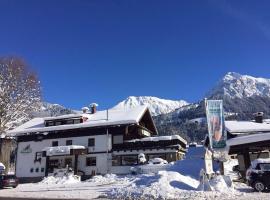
[
  {"left": 74, "top": 119, "right": 81, "bottom": 124},
  {"left": 66, "top": 140, "right": 72, "bottom": 146},
  {"left": 55, "top": 121, "right": 62, "bottom": 126},
  {"left": 35, "top": 152, "right": 42, "bottom": 162},
  {"left": 30, "top": 168, "right": 34, "bottom": 173},
  {"left": 65, "top": 158, "right": 73, "bottom": 167},
  {"left": 86, "top": 157, "right": 96, "bottom": 166},
  {"left": 113, "top": 135, "right": 123, "bottom": 144},
  {"left": 260, "top": 163, "right": 270, "bottom": 171},
  {"left": 41, "top": 168, "right": 45, "bottom": 173},
  {"left": 88, "top": 138, "right": 95, "bottom": 147},
  {"left": 46, "top": 121, "right": 54, "bottom": 127},
  {"left": 121, "top": 155, "right": 138, "bottom": 166},
  {"left": 35, "top": 168, "right": 39, "bottom": 173},
  {"left": 52, "top": 141, "right": 58, "bottom": 147},
  {"left": 66, "top": 119, "right": 74, "bottom": 124},
  {"left": 112, "top": 156, "right": 121, "bottom": 166}
]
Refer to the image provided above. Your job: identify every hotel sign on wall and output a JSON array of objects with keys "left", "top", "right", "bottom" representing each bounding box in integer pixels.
[
  {"left": 46, "top": 146, "right": 71, "bottom": 156},
  {"left": 21, "top": 144, "right": 32, "bottom": 153}
]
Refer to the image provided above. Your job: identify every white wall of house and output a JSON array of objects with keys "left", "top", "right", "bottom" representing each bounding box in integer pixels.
[
  {"left": 16, "top": 134, "right": 112, "bottom": 178},
  {"left": 78, "top": 153, "right": 109, "bottom": 175}
]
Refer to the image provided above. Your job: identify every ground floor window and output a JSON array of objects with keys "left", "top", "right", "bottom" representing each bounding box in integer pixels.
[
  {"left": 121, "top": 155, "right": 138, "bottom": 166},
  {"left": 65, "top": 158, "right": 73, "bottom": 167},
  {"left": 112, "top": 156, "right": 121, "bottom": 166},
  {"left": 86, "top": 157, "right": 96, "bottom": 166}
]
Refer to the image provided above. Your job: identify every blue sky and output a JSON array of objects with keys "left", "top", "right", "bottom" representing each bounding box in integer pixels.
[{"left": 1, "top": 0, "right": 270, "bottom": 110}]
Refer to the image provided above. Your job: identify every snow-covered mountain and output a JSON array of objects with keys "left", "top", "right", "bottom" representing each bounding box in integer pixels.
[
  {"left": 31, "top": 102, "right": 75, "bottom": 118},
  {"left": 208, "top": 72, "right": 270, "bottom": 99},
  {"left": 113, "top": 96, "right": 189, "bottom": 116}
]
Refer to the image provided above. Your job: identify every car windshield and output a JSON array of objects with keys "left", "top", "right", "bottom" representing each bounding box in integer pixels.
[
  {"left": 260, "top": 163, "right": 270, "bottom": 171},
  {"left": 4, "top": 175, "right": 16, "bottom": 179}
]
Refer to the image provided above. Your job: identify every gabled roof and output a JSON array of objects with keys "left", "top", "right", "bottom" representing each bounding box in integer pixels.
[{"left": 7, "top": 105, "right": 158, "bottom": 137}]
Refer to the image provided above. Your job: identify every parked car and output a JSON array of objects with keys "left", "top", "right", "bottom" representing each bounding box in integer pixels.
[
  {"left": 0, "top": 175, "right": 19, "bottom": 189},
  {"left": 148, "top": 158, "right": 168, "bottom": 165},
  {"left": 246, "top": 158, "right": 270, "bottom": 192}
]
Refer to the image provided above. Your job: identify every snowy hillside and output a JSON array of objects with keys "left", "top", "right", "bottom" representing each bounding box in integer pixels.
[
  {"left": 209, "top": 72, "right": 270, "bottom": 99},
  {"left": 113, "top": 96, "right": 189, "bottom": 116},
  {"left": 32, "top": 102, "right": 75, "bottom": 117}
]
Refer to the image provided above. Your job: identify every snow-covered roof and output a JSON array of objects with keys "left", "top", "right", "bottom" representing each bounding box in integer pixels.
[
  {"left": 127, "top": 135, "right": 187, "bottom": 145},
  {"left": 225, "top": 120, "right": 270, "bottom": 134},
  {"left": 226, "top": 132, "right": 270, "bottom": 147},
  {"left": 8, "top": 105, "right": 156, "bottom": 137}
]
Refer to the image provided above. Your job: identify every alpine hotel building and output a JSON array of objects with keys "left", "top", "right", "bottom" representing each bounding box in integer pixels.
[{"left": 8, "top": 105, "right": 187, "bottom": 182}]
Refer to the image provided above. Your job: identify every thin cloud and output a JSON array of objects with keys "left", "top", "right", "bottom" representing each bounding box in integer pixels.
[{"left": 209, "top": 0, "right": 270, "bottom": 40}]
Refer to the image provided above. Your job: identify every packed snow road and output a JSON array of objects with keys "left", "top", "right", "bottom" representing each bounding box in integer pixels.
[
  {"left": 0, "top": 147, "right": 269, "bottom": 200},
  {"left": 0, "top": 175, "right": 269, "bottom": 200}
]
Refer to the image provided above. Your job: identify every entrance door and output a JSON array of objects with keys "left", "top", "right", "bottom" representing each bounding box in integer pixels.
[
  {"left": 65, "top": 158, "right": 73, "bottom": 168},
  {"left": 48, "top": 159, "right": 59, "bottom": 173}
]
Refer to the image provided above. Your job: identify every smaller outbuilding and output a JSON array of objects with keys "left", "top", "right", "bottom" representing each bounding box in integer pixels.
[{"left": 226, "top": 118, "right": 270, "bottom": 177}]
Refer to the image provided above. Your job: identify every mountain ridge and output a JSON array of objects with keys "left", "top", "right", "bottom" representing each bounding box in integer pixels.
[{"left": 112, "top": 96, "right": 189, "bottom": 116}]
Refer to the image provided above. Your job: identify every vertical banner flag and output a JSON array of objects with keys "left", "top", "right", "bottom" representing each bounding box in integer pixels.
[{"left": 205, "top": 100, "right": 226, "bottom": 149}]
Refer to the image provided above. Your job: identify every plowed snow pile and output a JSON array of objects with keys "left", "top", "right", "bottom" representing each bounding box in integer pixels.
[
  {"left": 40, "top": 175, "right": 80, "bottom": 184},
  {"left": 86, "top": 174, "right": 132, "bottom": 185}
]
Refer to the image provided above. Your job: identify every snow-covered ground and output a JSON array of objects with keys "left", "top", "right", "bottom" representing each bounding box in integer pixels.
[{"left": 0, "top": 147, "right": 269, "bottom": 200}]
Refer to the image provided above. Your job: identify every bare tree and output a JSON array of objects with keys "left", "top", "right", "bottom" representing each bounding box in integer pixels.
[{"left": 0, "top": 57, "right": 41, "bottom": 134}]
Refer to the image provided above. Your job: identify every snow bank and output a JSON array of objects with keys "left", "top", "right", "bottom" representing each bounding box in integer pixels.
[
  {"left": 169, "top": 146, "right": 206, "bottom": 179},
  {"left": 86, "top": 174, "right": 131, "bottom": 185},
  {"left": 209, "top": 175, "right": 234, "bottom": 192},
  {"left": 40, "top": 174, "right": 80, "bottom": 185},
  {"left": 107, "top": 171, "right": 200, "bottom": 199}
]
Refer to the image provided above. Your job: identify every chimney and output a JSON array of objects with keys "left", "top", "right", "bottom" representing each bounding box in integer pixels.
[
  {"left": 81, "top": 107, "right": 89, "bottom": 114},
  {"left": 89, "top": 103, "right": 98, "bottom": 114},
  {"left": 254, "top": 112, "right": 264, "bottom": 123}
]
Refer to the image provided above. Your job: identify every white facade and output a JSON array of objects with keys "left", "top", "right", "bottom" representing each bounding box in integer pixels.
[{"left": 16, "top": 134, "right": 112, "bottom": 178}]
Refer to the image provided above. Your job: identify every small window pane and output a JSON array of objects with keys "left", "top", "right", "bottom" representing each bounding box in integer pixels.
[
  {"left": 260, "top": 163, "right": 270, "bottom": 171},
  {"left": 88, "top": 138, "right": 95, "bottom": 147},
  {"left": 74, "top": 119, "right": 81, "bottom": 124},
  {"left": 52, "top": 141, "right": 58, "bottom": 147},
  {"left": 55, "top": 121, "right": 62, "bottom": 126},
  {"left": 66, "top": 120, "right": 74, "bottom": 124},
  {"left": 66, "top": 140, "right": 72, "bottom": 146},
  {"left": 112, "top": 156, "right": 121, "bottom": 166},
  {"left": 121, "top": 155, "right": 138, "bottom": 166},
  {"left": 46, "top": 121, "right": 54, "bottom": 127},
  {"left": 86, "top": 157, "right": 96, "bottom": 166},
  {"left": 30, "top": 168, "right": 34, "bottom": 173},
  {"left": 113, "top": 135, "right": 123, "bottom": 144},
  {"left": 35, "top": 168, "right": 39, "bottom": 173}
]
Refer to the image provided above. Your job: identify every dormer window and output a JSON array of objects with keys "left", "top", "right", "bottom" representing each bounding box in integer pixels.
[
  {"left": 55, "top": 121, "right": 62, "bottom": 126},
  {"left": 44, "top": 117, "right": 84, "bottom": 127},
  {"left": 74, "top": 119, "right": 81, "bottom": 124}
]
